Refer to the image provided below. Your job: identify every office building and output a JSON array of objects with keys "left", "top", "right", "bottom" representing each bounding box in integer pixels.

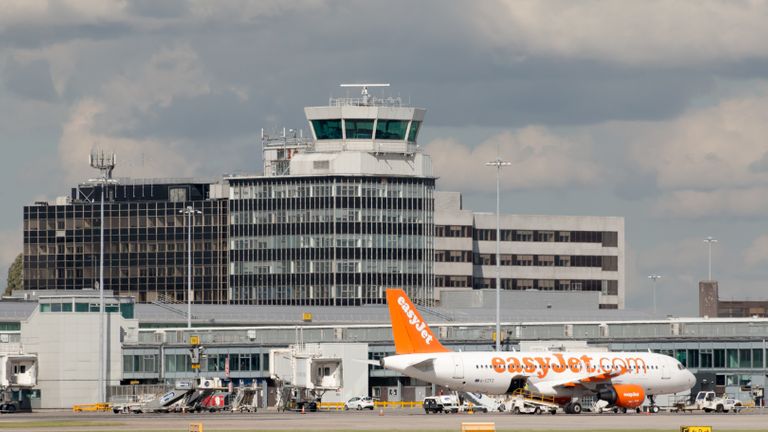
[
  {"left": 434, "top": 192, "right": 624, "bottom": 309},
  {"left": 21, "top": 86, "right": 623, "bottom": 308},
  {"left": 23, "top": 181, "right": 229, "bottom": 303}
]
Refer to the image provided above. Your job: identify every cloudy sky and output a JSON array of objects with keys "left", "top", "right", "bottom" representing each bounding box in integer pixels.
[{"left": 2, "top": 0, "right": 768, "bottom": 315}]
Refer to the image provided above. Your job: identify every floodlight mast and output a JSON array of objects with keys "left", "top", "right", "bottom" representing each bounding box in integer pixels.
[
  {"left": 485, "top": 156, "right": 511, "bottom": 352},
  {"left": 89, "top": 150, "right": 116, "bottom": 404}
]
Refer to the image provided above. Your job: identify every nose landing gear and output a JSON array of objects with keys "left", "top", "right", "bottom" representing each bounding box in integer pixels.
[{"left": 648, "top": 395, "right": 660, "bottom": 413}]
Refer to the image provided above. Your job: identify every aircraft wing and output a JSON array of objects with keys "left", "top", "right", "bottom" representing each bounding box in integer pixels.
[{"left": 544, "top": 369, "right": 625, "bottom": 390}]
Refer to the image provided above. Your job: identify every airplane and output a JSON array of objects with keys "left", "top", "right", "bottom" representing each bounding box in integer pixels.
[{"left": 378, "top": 288, "right": 696, "bottom": 414}]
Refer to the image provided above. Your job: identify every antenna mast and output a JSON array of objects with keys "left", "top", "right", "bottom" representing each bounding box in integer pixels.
[
  {"left": 89, "top": 151, "right": 117, "bottom": 180},
  {"left": 339, "top": 83, "right": 390, "bottom": 105}
]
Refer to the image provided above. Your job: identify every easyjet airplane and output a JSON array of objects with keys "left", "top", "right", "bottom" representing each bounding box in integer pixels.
[{"left": 379, "top": 289, "right": 695, "bottom": 414}]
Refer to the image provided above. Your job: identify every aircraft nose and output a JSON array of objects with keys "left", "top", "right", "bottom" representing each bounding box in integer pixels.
[{"left": 686, "top": 370, "right": 696, "bottom": 388}]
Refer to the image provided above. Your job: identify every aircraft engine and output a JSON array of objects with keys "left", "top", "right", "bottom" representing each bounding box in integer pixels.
[{"left": 597, "top": 384, "right": 645, "bottom": 409}]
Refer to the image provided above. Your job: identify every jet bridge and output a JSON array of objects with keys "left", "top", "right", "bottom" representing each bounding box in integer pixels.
[{"left": 270, "top": 343, "right": 368, "bottom": 409}]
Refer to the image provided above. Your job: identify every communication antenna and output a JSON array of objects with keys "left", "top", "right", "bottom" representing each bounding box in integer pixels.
[
  {"left": 89, "top": 150, "right": 117, "bottom": 180},
  {"left": 340, "top": 83, "right": 390, "bottom": 105}
]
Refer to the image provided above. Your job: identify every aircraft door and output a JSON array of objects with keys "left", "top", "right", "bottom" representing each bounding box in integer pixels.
[
  {"left": 452, "top": 356, "right": 464, "bottom": 379},
  {"left": 661, "top": 363, "right": 671, "bottom": 379}
]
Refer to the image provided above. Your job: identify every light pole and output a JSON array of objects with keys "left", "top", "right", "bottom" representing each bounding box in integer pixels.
[
  {"left": 89, "top": 151, "right": 116, "bottom": 403},
  {"left": 180, "top": 206, "right": 202, "bottom": 329},
  {"left": 485, "top": 157, "right": 511, "bottom": 352},
  {"left": 648, "top": 274, "right": 662, "bottom": 316},
  {"left": 703, "top": 236, "right": 718, "bottom": 281}
]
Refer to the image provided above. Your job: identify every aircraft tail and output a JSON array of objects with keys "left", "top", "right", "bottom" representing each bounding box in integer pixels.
[{"left": 385, "top": 288, "right": 449, "bottom": 355}]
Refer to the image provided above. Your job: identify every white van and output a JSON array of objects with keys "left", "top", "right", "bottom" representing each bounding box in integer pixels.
[{"left": 423, "top": 395, "right": 460, "bottom": 414}]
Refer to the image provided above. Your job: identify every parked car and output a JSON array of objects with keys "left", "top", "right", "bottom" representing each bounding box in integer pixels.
[{"left": 345, "top": 396, "right": 375, "bottom": 410}]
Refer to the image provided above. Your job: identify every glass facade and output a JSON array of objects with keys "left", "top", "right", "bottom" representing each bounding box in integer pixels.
[
  {"left": 407, "top": 121, "right": 421, "bottom": 142},
  {"left": 311, "top": 120, "right": 343, "bottom": 140},
  {"left": 344, "top": 119, "right": 374, "bottom": 139},
  {"left": 229, "top": 176, "right": 435, "bottom": 306},
  {"left": 375, "top": 120, "right": 408, "bottom": 140},
  {"left": 23, "top": 183, "right": 229, "bottom": 303}
]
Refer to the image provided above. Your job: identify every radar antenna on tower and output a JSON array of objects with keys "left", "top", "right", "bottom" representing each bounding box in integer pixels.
[{"left": 340, "top": 83, "right": 390, "bottom": 105}]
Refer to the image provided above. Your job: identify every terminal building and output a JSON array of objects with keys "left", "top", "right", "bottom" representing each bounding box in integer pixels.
[
  {"left": 0, "top": 291, "right": 766, "bottom": 408},
  {"left": 20, "top": 85, "right": 625, "bottom": 309}
]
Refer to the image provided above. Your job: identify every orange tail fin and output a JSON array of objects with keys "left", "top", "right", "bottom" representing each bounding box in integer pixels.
[{"left": 385, "top": 288, "right": 449, "bottom": 354}]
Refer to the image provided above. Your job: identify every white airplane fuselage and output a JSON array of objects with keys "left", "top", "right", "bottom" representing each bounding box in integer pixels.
[{"left": 382, "top": 350, "right": 695, "bottom": 398}]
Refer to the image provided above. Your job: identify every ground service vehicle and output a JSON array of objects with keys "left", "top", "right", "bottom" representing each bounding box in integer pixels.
[
  {"left": 677, "top": 391, "right": 743, "bottom": 413},
  {"left": 377, "top": 289, "right": 696, "bottom": 414},
  {"left": 345, "top": 396, "right": 375, "bottom": 410},
  {"left": 423, "top": 395, "right": 460, "bottom": 414}
]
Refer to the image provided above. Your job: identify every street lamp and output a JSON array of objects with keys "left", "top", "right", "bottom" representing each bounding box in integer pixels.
[
  {"left": 648, "top": 274, "right": 662, "bottom": 316},
  {"left": 180, "top": 206, "right": 202, "bottom": 329},
  {"left": 485, "top": 157, "right": 511, "bottom": 352},
  {"left": 89, "top": 151, "right": 116, "bottom": 404},
  {"left": 703, "top": 236, "right": 718, "bottom": 281}
]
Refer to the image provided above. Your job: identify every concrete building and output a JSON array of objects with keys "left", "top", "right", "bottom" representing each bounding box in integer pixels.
[
  {"left": 699, "top": 281, "right": 768, "bottom": 318},
  {"left": 20, "top": 85, "right": 622, "bottom": 308},
  {"left": 16, "top": 293, "right": 137, "bottom": 408},
  {"left": 434, "top": 192, "right": 624, "bottom": 309}
]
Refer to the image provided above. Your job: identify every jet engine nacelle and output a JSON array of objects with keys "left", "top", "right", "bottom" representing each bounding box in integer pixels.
[{"left": 597, "top": 384, "right": 645, "bottom": 409}]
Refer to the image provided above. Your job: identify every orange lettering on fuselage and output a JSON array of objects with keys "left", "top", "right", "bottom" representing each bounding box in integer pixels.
[{"left": 489, "top": 355, "right": 648, "bottom": 377}]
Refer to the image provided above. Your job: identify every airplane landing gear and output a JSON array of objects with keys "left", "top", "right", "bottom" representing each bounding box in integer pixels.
[
  {"left": 648, "top": 395, "right": 660, "bottom": 413},
  {"left": 564, "top": 402, "right": 582, "bottom": 414}
]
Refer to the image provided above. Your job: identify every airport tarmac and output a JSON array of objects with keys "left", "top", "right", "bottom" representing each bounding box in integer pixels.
[{"left": 0, "top": 409, "right": 766, "bottom": 431}]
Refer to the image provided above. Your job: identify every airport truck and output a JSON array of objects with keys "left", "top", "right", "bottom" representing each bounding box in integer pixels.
[{"left": 672, "top": 391, "right": 742, "bottom": 413}]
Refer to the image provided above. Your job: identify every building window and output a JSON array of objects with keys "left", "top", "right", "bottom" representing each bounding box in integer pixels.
[
  {"left": 536, "top": 231, "right": 555, "bottom": 242},
  {"left": 515, "top": 255, "right": 533, "bottom": 266},
  {"left": 375, "top": 120, "right": 408, "bottom": 140},
  {"left": 407, "top": 121, "right": 421, "bottom": 142},
  {"left": 514, "top": 231, "right": 533, "bottom": 242},
  {"left": 536, "top": 255, "right": 554, "bottom": 266},
  {"left": 538, "top": 280, "right": 555, "bottom": 291},
  {"left": 311, "top": 119, "right": 343, "bottom": 140},
  {"left": 602, "top": 231, "right": 619, "bottom": 247},
  {"left": 345, "top": 119, "right": 374, "bottom": 139},
  {"left": 474, "top": 229, "right": 496, "bottom": 241},
  {"left": 516, "top": 279, "right": 534, "bottom": 290}
]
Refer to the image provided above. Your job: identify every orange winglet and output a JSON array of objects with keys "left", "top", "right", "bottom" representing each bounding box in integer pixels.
[{"left": 386, "top": 288, "right": 450, "bottom": 355}]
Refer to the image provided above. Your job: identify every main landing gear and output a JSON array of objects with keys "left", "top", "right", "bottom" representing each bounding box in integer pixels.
[{"left": 564, "top": 401, "right": 582, "bottom": 414}]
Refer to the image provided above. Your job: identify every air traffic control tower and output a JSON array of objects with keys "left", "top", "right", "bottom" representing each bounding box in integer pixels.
[{"left": 228, "top": 85, "right": 436, "bottom": 306}]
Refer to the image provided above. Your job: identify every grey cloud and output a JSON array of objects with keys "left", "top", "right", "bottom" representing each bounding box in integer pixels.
[
  {"left": 749, "top": 152, "right": 768, "bottom": 173},
  {"left": 127, "top": 0, "right": 189, "bottom": 19},
  {"left": 122, "top": 91, "right": 262, "bottom": 141},
  {"left": 3, "top": 59, "right": 57, "bottom": 101},
  {"left": 0, "top": 22, "right": 135, "bottom": 49}
]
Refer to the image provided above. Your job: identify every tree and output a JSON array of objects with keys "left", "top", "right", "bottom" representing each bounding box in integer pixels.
[{"left": 4, "top": 253, "right": 22, "bottom": 296}]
